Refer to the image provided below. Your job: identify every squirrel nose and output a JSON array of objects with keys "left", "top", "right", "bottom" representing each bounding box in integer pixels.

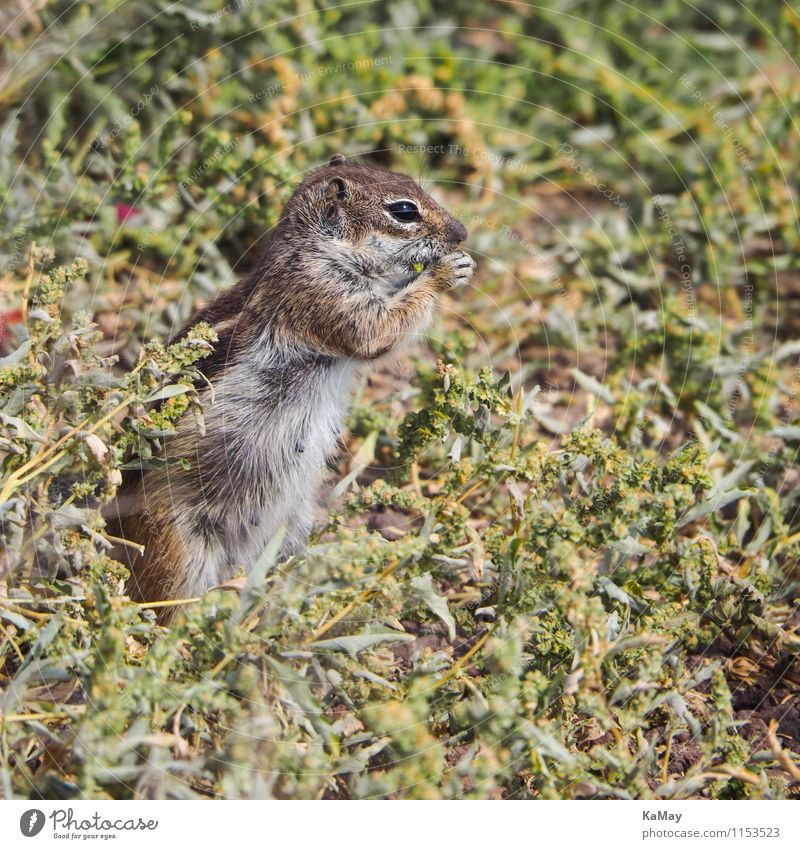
[{"left": 447, "top": 218, "right": 468, "bottom": 243}]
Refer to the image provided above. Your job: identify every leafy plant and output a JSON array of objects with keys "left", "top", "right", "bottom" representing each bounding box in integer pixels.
[{"left": 1, "top": 0, "right": 799, "bottom": 801}]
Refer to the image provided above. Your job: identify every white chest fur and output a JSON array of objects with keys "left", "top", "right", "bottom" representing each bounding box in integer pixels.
[{"left": 169, "top": 354, "right": 359, "bottom": 594}]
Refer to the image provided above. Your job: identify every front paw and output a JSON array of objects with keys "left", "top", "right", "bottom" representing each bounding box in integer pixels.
[{"left": 434, "top": 250, "right": 476, "bottom": 289}]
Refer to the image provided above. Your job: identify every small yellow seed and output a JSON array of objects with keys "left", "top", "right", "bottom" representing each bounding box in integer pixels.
[{"left": 412, "top": 262, "right": 424, "bottom": 273}]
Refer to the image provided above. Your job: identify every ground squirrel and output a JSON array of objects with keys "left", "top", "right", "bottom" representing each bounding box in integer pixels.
[{"left": 109, "top": 155, "right": 475, "bottom": 614}]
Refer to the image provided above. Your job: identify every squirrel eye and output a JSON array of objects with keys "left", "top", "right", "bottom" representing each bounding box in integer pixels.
[{"left": 387, "top": 200, "right": 421, "bottom": 223}]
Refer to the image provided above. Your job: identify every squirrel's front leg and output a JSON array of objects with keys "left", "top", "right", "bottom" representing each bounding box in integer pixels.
[{"left": 338, "top": 250, "right": 476, "bottom": 359}]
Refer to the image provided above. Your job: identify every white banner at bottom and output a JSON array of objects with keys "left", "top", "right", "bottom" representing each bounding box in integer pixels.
[{"left": 0, "top": 799, "right": 795, "bottom": 848}]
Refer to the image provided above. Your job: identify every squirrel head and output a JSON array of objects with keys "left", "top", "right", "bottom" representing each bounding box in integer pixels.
[{"left": 282, "top": 155, "right": 468, "bottom": 274}]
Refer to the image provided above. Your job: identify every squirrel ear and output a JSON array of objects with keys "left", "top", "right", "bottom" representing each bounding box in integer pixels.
[
  {"left": 322, "top": 176, "right": 348, "bottom": 227},
  {"left": 324, "top": 176, "right": 347, "bottom": 203},
  {"left": 329, "top": 153, "right": 347, "bottom": 166}
]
